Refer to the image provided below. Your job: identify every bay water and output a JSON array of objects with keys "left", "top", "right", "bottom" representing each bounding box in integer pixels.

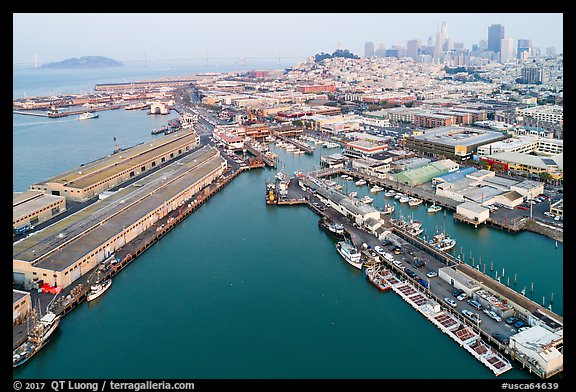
[{"left": 12, "top": 62, "right": 562, "bottom": 379}]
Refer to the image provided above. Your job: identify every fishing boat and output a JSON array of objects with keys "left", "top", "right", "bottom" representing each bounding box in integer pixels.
[
  {"left": 399, "top": 195, "right": 411, "bottom": 203},
  {"left": 87, "top": 279, "right": 112, "bottom": 302},
  {"left": 365, "top": 266, "right": 391, "bottom": 292},
  {"left": 78, "top": 112, "right": 99, "bottom": 120},
  {"left": 384, "top": 190, "right": 396, "bottom": 197},
  {"left": 381, "top": 204, "right": 395, "bottom": 215},
  {"left": 370, "top": 185, "right": 384, "bottom": 193},
  {"left": 361, "top": 195, "right": 373, "bottom": 204},
  {"left": 13, "top": 310, "right": 61, "bottom": 368},
  {"left": 355, "top": 179, "right": 367, "bottom": 186},
  {"left": 408, "top": 197, "right": 423, "bottom": 207},
  {"left": 335, "top": 241, "right": 362, "bottom": 269},
  {"left": 318, "top": 218, "right": 346, "bottom": 240},
  {"left": 427, "top": 204, "right": 442, "bottom": 213},
  {"left": 429, "top": 232, "right": 456, "bottom": 252}
]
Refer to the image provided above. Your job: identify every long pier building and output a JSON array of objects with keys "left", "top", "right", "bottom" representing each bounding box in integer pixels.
[
  {"left": 13, "top": 145, "right": 227, "bottom": 290},
  {"left": 29, "top": 130, "right": 200, "bottom": 201}
]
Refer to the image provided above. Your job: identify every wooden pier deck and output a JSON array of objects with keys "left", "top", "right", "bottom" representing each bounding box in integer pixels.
[{"left": 275, "top": 135, "right": 314, "bottom": 154}]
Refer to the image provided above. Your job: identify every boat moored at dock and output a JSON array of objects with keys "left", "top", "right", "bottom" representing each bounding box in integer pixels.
[
  {"left": 87, "top": 279, "right": 112, "bottom": 302},
  {"left": 427, "top": 204, "right": 442, "bottom": 213},
  {"left": 335, "top": 241, "right": 362, "bottom": 269},
  {"left": 13, "top": 311, "right": 61, "bottom": 368}
]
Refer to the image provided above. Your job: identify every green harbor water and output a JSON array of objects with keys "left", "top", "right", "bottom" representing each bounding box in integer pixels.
[{"left": 13, "top": 64, "right": 562, "bottom": 379}]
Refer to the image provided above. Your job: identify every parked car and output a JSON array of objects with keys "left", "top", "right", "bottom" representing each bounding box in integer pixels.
[
  {"left": 452, "top": 288, "right": 464, "bottom": 297},
  {"left": 514, "top": 320, "right": 529, "bottom": 330},
  {"left": 456, "top": 292, "right": 468, "bottom": 301},
  {"left": 413, "top": 258, "right": 425, "bottom": 269},
  {"left": 505, "top": 316, "right": 519, "bottom": 325},
  {"left": 492, "top": 333, "right": 510, "bottom": 345},
  {"left": 484, "top": 309, "right": 502, "bottom": 322},
  {"left": 467, "top": 299, "right": 482, "bottom": 310},
  {"left": 462, "top": 309, "right": 481, "bottom": 324},
  {"left": 426, "top": 270, "right": 438, "bottom": 278},
  {"left": 405, "top": 269, "right": 418, "bottom": 279},
  {"left": 417, "top": 278, "right": 429, "bottom": 289},
  {"left": 374, "top": 246, "right": 385, "bottom": 255},
  {"left": 392, "top": 260, "right": 405, "bottom": 270},
  {"left": 444, "top": 297, "right": 457, "bottom": 308}
]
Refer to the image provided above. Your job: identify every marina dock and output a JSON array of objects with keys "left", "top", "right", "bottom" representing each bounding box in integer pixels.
[
  {"left": 274, "top": 135, "right": 315, "bottom": 154},
  {"left": 244, "top": 141, "right": 277, "bottom": 167}
]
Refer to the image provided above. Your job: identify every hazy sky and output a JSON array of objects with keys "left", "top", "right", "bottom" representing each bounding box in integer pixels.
[{"left": 13, "top": 13, "right": 563, "bottom": 65}]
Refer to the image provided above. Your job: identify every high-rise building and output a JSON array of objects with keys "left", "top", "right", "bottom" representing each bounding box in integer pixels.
[
  {"left": 434, "top": 20, "right": 449, "bottom": 61},
  {"left": 479, "top": 39, "right": 488, "bottom": 51},
  {"left": 407, "top": 39, "right": 421, "bottom": 60},
  {"left": 488, "top": 24, "right": 505, "bottom": 53},
  {"left": 521, "top": 65, "right": 546, "bottom": 84},
  {"left": 375, "top": 43, "right": 386, "bottom": 58},
  {"left": 500, "top": 38, "right": 515, "bottom": 63},
  {"left": 364, "top": 42, "right": 375, "bottom": 58},
  {"left": 517, "top": 39, "right": 532, "bottom": 60},
  {"left": 546, "top": 47, "right": 557, "bottom": 56},
  {"left": 453, "top": 42, "right": 464, "bottom": 50}
]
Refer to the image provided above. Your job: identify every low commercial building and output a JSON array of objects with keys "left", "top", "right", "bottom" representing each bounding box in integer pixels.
[
  {"left": 13, "top": 145, "right": 227, "bottom": 290},
  {"left": 406, "top": 126, "right": 509, "bottom": 160},
  {"left": 13, "top": 191, "right": 66, "bottom": 230},
  {"left": 342, "top": 139, "right": 389, "bottom": 159},
  {"left": 509, "top": 326, "right": 563, "bottom": 378},
  {"left": 30, "top": 130, "right": 200, "bottom": 202},
  {"left": 456, "top": 201, "right": 490, "bottom": 224},
  {"left": 213, "top": 128, "right": 244, "bottom": 150},
  {"left": 391, "top": 159, "right": 459, "bottom": 186},
  {"left": 550, "top": 199, "right": 563, "bottom": 217},
  {"left": 481, "top": 152, "right": 563, "bottom": 180},
  {"left": 13, "top": 290, "right": 31, "bottom": 324}
]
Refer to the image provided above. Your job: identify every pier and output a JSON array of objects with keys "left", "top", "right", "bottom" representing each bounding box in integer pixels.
[
  {"left": 244, "top": 141, "right": 277, "bottom": 167},
  {"left": 13, "top": 105, "right": 125, "bottom": 118},
  {"left": 275, "top": 135, "right": 315, "bottom": 154}
]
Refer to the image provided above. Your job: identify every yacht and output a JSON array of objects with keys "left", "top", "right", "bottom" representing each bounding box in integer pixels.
[
  {"left": 427, "top": 204, "right": 442, "bottom": 213},
  {"left": 399, "top": 195, "right": 411, "bottom": 203},
  {"left": 348, "top": 191, "right": 358, "bottom": 198},
  {"left": 361, "top": 195, "right": 373, "bottom": 204},
  {"left": 355, "top": 179, "right": 367, "bottom": 186},
  {"left": 384, "top": 190, "right": 396, "bottom": 197},
  {"left": 336, "top": 241, "right": 362, "bottom": 269},
  {"left": 78, "top": 112, "right": 99, "bottom": 120},
  {"left": 394, "top": 193, "right": 403, "bottom": 200},
  {"left": 381, "top": 204, "right": 395, "bottom": 215},
  {"left": 370, "top": 185, "right": 384, "bottom": 193},
  {"left": 408, "top": 197, "right": 423, "bottom": 207}
]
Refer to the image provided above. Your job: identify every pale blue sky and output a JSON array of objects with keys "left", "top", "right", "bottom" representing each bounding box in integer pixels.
[{"left": 13, "top": 13, "right": 563, "bottom": 65}]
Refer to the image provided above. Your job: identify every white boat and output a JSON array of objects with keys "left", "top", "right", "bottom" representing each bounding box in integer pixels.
[
  {"left": 348, "top": 191, "right": 358, "bottom": 198},
  {"left": 384, "top": 190, "right": 396, "bottom": 197},
  {"left": 381, "top": 204, "right": 395, "bottom": 215},
  {"left": 399, "top": 196, "right": 411, "bottom": 203},
  {"left": 427, "top": 204, "right": 442, "bottom": 213},
  {"left": 429, "top": 233, "right": 456, "bottom": 252},
  {"left": 394, "top": 193, "right": 403, "bottom": 200},
  {"left": 324, "top": 142, "right": 339, "bottom": 148},
  {"left": 355, "top": 179, "right": 367, "bottom": 186},
  {"left": 87, "top": 279, "right": 112, "bottom": 302},
  {"left": 361, "top": 195, "right": 373, "bottom": 204},
  {"left": 13, "top": 310, "right": 61, "bottom": 368},
  {"left": 335, "top": 241, "right": 362, "bottom": 269},
  {"left": 408, "top": 197, "right": 423, "bottom": 207},
  {"left": 335, "top": 184, "right": 343, "bottom": 190},
  {"left": 370, "top": 185, "right": 384, "bottom": 193},
  {"left": 78, "top": 112, "right": 99, "bottom": 120}
]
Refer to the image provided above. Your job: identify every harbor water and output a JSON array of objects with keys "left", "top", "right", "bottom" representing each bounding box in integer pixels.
[{"left": 13, "top": 63, "right": 562, "bottom": 379}]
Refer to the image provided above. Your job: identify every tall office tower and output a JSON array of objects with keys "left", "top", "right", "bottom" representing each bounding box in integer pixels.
[
  {"left": 443, "top": 38, "right": 453, "bottom": 52},
  {"left": 364, "top": 42, "right": 375, "bottom": 58},
  {"left": 407, "top": 39, "right": 421, "bottom": 60},
  {"left": 488, "top": 24, "right": 505, "bottom": 53},
  {"left": 434, "top": 20, "right": 448, "bottom": 61},
  {"left": 500, "top": 38, "right": 515, "bottom": 62},
  {"left": 479, "top": 39, "right": 488, "bottom": 51},
  {"left": 375, "top": 43, "right": 387, "bottom": 58},
  {"left": 517, "top": 39, "right": 532, "bottom": 60}
]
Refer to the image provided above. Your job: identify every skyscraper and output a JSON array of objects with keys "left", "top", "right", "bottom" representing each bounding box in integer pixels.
[
  {"left": 500, "top": 38, "right": 515, "bottom": 63},
  {"left": 488, "top": 24, "right": 505, "bottom": 53},
  {"left": 364, "top": 42, "right": 375, "bottom": 58},
  {"left": 407, "top": 39, "right": 421, "bottom": 60},
  {"left": 434, "top": 21, "right": 448, "bottom": 61},
  {"left": 517, "top": 39, "right": 532, "bottom": 60}
]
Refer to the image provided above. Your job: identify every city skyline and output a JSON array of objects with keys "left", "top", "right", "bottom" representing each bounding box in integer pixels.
[{"left": 13, "top": 13, "right": 563, "bottom": 65}]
